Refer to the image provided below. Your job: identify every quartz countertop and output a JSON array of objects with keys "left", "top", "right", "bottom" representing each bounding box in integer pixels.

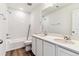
[{"left": 32, "top": 33, "right": 79, "bottom": 54}]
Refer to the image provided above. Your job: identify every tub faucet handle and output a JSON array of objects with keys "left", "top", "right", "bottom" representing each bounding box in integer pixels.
[
  {"left": 0, "top": 39, "right": 3, "bottom": 44},
  {"left": 6, "top": 34, "right": 10, "bottom": 36},
  {"left": 64, "top": 35, "right": 71, "bottom": 40}
]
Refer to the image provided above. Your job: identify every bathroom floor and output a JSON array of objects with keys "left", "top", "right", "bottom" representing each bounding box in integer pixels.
[{"left": 6, "top": 48, "right": 34, "bottom": 56}]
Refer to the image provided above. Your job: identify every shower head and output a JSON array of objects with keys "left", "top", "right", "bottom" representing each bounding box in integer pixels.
[{"left": 7, "top": 10, "right": 12, "bottom": 14}]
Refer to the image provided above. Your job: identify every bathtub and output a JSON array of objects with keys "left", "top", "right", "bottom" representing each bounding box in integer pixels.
[{"left": 6, "top": 37, "right": 27, "bottom": 51}]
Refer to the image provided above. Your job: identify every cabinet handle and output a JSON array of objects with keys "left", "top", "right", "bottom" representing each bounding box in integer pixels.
[{"left": 0, "top": 39, "right": 3, "bottom": 44}]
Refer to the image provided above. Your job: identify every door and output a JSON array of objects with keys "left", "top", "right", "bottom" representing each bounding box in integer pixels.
[
  {"left": 0, "top": 4, "right": 7, "bottom": 56},
  {"left": 36, "top": 39, "right": 43, "bottom": 56},
  {"left": 43, "top": 41, "right": 55, "bottom": 56},
  {"left": 72, "top": 9, "right": 79, "bottom": 36},
  {"left": 57, "top": 46, "right": 78, "bottom": 56}
]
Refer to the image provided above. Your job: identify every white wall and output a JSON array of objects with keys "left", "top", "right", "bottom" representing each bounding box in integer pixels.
[
  {"left": 30, "top": 5, "right": 44, "bottom": 35},
  {"left": 8, "top": 9, "right": 30, "bottom": 39},
  {"left": 0, "top": 3, "right": 8, "bottom": 55},
  {"left": 31, "top": 4, "right": 79, "bottom": 35},
  {"left": 0, "top": 4, "right": 8, "bottom": 35}
]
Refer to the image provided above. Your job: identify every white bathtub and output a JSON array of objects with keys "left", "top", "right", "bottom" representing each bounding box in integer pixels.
[{"left": 6, "top": 37, "right": 26, "bottom": 51}]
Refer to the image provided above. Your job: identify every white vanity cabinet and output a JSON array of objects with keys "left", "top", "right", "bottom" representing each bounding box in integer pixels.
[
  {"left": 56, "top": 46, "right": 78, "bottom": 56},
  {"left": 43, "top": 41, "right": 55, "bottom": 56},
  {"left": 36, "top": 39, "right": 43, "bottom": 56},
  {"left": 32, "top": 38, "right": 37, "bottom": 55},
  {"left": 32, "top": 37, "right": 43, "bottom": 56},
  {"left": 32, "top": 36, "right": 79, "bottom": 56},
  {"left": 32, "top": 37, "right": 56, "bottom": 56}
]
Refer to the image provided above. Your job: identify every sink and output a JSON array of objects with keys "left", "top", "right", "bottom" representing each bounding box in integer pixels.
[
  {"left": 54, "top": 39, "right": 74, "bottom": 44},
  {"left": 36, "top": 33, "right": 75, "bottom": 44}
]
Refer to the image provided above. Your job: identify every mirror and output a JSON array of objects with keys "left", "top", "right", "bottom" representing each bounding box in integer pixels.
[
  {"left": 72, "top": 9, "right": 79, "bottom": 36},
  {"left": 41, "top": 15, "right": 61, "bottom": 34},
  {"left": 41, "top": 3, "right": 78, "bottom": 36}
]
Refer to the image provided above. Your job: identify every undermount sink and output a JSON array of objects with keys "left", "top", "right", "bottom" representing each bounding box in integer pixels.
[
  {"left": 54, "top": 39, "right": 75, "bottom": 44},
  {"left": 36, "top": 34, "right": 75, "bottom": 44}
]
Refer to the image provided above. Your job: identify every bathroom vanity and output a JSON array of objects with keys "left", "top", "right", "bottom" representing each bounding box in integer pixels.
[{"left": 32, "top": 33, "right": 79, "bottom": 56}]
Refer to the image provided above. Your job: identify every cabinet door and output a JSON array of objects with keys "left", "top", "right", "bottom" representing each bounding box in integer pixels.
[
  {"left": 43, "top": 41, "right": 55, "bottom": 56},
  {"left": 32, "top": 37, "right": 37, "bottom": 55},
  {"left": 57, "top": 46, "right": 79, "bottom": 56},
  {"left": 36, "top": 39, "right": 43, "bottom": 56}
]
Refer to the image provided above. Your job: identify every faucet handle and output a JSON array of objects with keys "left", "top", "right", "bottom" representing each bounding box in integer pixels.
[
  {"left": 64, "top": 35, "right": 71, "bottom": 40},
  {"left": 64, "top": 36, "right": 68, "bottom": 39}
]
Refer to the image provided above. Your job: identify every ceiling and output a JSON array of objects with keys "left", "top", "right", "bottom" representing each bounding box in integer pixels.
[{"left": 6, "top": 3, "right": 42, "bottom": 12}]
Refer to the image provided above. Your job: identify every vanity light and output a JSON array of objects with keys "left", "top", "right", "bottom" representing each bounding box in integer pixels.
[
  {"left": 19, "top": 8, "right": 23, "bottom": 10},
  {"left": 15, "top": 11, "right": 26, "bottom": 18},
  {"left": 45, "top": 3, "right": 54, "bottom": 7},
  {"left": 43, "top": 3, "right": 54, "bottom": 10},
  {"left": 27, "top": 3, "right": 32, "bottom": 6},
  {"left": 56, "top": 5, "right": 59, "bottom": 8}
]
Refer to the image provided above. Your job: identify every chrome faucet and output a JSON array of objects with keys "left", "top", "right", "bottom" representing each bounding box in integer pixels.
[
  {"left": 64, "top": 35, "right": 71, "bottom": 40},
  {"left": 43, "top": 30, "right": 47, "bottom": 36},
  {"left": 40, "top": 16, "right": 48, "bottom": 36},
  {"left": 41, "top": 21, "right": 47, "bottom": 36}
]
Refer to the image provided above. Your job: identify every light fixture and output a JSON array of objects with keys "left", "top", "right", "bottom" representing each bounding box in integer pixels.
[
  {"left": 45, "top": 3, "right": 54, "bottom": 7},
  {"left": 27, "top": 3, "right": 32, "bottom": 6},
  {"left": 44, "top": 3, "right": 54, "bottom": 9},
  {"left": 15, "top": 11, "right": 25, "bottom": 17},
  {"left": 19, "top": 8, "right": 24, "bottom": 11}
]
